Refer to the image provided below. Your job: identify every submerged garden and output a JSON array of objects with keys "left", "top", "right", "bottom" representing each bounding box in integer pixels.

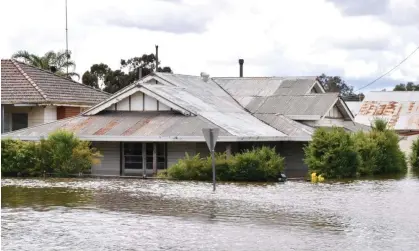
[{"left": 2, "top": 119, "right": 419, "bottom": 181}]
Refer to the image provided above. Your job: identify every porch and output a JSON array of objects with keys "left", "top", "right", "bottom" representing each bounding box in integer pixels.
[{"left": 91, "top": 141, "right": 308, "bottom": 178}]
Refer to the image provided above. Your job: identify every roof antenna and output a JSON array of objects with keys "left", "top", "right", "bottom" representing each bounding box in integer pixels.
[{"left": 65, "top": 0, "right": 69, "bottom": 78}]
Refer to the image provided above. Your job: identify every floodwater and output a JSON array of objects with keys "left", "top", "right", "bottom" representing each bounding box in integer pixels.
[{"left": 2, "top": 175, "right": 419, "bottom": 251}]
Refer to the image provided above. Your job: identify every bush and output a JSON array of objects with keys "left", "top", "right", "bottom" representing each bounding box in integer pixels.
[
  {"left": 369, "top": 130, "right": 406, "bottom": 175},
  {"left": 353, "top": 131, "right": 378, "bottom": 176},
  {"left": 409, "top": 138, "right": 419, "bottom": 171},
  {"left": 166, "top": 153, "right": 208, "bottom": 181},
  {"left": 1, "top": 139, "right": 39, "bottom": 176},
  {"left": 304, "top": 119, "right": 407, "bottom": 179},
  {"left": 163, "top": 147, "right": 284, "bottom": 182},
  {"left": 230, "top": 146, "right": 284, "bottom": 181},
  {"left": 304, "top": 127, "right": 360, "bottom": 179},
  {"left": 1, "top": 130, "right": 101, "bottom": 177}
]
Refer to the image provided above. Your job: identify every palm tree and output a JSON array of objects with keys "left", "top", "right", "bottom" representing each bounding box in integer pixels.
[{"left": 12, "top": 50, "right": 80, "bottom": 79}]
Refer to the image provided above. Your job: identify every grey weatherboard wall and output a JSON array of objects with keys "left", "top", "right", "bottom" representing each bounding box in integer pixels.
[
  {"left": 91, "top": 142, "right": 121, "bottom": 176},
  {"left": 91, "top": 141, "right": 308, "bottom": 178}
]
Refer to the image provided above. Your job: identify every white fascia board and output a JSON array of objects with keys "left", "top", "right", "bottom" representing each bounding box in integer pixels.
[
  {"left": 286, "top": 115, "right": 321, "bottom": 120},
  {"left": 338, "top": 99, "right": 355, "bottom": 120},
  {"left": 138, "top": 86, "right": 195, "bottom": 116},
  {"left": 307, "top": 80, "right": 326, "bottom": 94}
]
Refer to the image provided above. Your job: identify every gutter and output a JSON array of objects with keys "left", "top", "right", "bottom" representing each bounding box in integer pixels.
[{"left": 1, "top": 135, "right": 312, "bottom": 142}]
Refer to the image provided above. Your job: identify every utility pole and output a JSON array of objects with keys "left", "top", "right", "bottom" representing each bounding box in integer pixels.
[{"left": 65, "top": 0, "right": 69, "bottom": 77}]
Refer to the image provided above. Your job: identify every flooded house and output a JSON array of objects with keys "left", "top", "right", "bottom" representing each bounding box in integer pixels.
[
  {"left": 2, "top": 60, "right": 364, "bottom": 177},
  {"left": 354, "top": 91, "right": 419, "bottom": 155},
  {"left": 1, "top": 59, "right": 109, "bottom": 133}
]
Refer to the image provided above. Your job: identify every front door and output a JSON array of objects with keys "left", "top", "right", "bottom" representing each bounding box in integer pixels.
[
  {"left": 123, "top": 142, "right": 143, "bottom": 176},
  {"left": 123, "top": 142, "right": 166, "bottom": 176}
]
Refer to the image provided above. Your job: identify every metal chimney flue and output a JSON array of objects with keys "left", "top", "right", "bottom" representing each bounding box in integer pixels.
[
  {"left": 155, "top": 45, "right": 159, "bottom": 72},
  {"left": 50, "top": 66, "right": 57, "bottom": 73},
  {"left": 239, "top": 59, "right": 244, "bottom": 77},
  {"left": 137, "top": 67, "right": 142, "bottom": 80}
]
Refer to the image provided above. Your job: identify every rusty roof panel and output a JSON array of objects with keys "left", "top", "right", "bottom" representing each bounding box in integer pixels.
[
  {"left": 3, "top": 112, "right": 233, "bottom": 138},
  {"left": 355, "top": 92, "right": 419, "bottom": 130}
]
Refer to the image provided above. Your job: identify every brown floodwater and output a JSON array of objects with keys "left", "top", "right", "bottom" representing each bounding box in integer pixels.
[{"left": 2, "top": 174, "right": 419, "bottom": 251}]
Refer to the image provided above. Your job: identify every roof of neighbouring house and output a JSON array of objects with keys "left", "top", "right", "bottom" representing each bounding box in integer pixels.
[
  {"left": 2, "top": 72, "right": 357, "bottom": 141},
  {"left": 1, "top": 59, "right": 109, "bottom": 106},
  {"left": 354, "top": 91, "right": 419, "bottom": 131}
]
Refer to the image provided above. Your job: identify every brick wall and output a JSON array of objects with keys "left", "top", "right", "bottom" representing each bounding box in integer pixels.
[{"left": 57, "top": 106, "right": 82, "bottom": 119}]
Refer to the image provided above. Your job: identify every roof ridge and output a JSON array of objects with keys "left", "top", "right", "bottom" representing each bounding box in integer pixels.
[
  {"left": 212, "top": 76, "right": 317, "bottom": 79},
  {"left": 12, "top": 59, "right": 110, "bottom": 95},
  {"left": 10, "top": 59, "right": 48, "bottom": 101}
]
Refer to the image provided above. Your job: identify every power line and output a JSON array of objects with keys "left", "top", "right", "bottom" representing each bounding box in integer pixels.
[{"left": 355, "top": 45, "right": 419, "bottom": 92}]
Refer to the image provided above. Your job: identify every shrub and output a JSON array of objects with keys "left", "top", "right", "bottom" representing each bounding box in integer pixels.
[
  {"left": 304, "top": 127, "right": 360, "bottom": 179},
  {"left": 409, "top": 138, "right": 419, "bottom": 171},
  {"left": 305, "top": 119, "right": 407, "bottom": 179},
  {"left": 166, "top": 153, "right": 208, "bottom": 180},
  {"left": 1, "top": 139, "right": 39, "bottom": 176},
  {"left": 203, "top": 152, "right": 233, "bottom": 181},
  {"left": 164, "top": 146, "right": 284, "bottom": 182},
  {"left": 369, "top": 130, "right": 406, "bottom": 175},
  {"left": 1, "top": 130, "right": 101, "bottom": 177},
  {"left": 43, "top": 130, "right": 101, "bottom": 176},
  {"left": 353, "top": 131, "right": 378, "bottom": 176},
  {"left": 230, "top": 146, "right": 284, "bottom": 181}
]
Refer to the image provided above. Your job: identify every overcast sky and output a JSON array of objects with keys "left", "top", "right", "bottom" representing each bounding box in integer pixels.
[{"left": 1, "top": 0, "right": 418, "bottom": 92}]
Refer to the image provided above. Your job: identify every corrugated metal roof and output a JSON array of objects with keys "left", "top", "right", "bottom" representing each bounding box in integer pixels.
[
  {"left": 354, "top": 91, "right": 419, "bottom": 130},
  {"left": 148, "top": 73, "right": 287, "bottom": 137},
  {"left": 212, "top": 77, "right": 318, "bottom": 107},
  {"left": 3, "top": 111, "right": 232, "bottom": 138},
  {"left": 364, "top": 91, "right": 419, "bottom": 102},
  {"left": 246, "top": 93, "right": 339, "bottom": 116},
  {"left": 253, "top": 114, "right": 315, "bottom": 137}
]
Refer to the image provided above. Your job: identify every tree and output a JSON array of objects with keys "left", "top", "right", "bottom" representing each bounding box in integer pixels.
[
  {"left": 316, "top": 73, "right": 364, "bottom": 101},
  {"left": 393, "top": 82, "right": 418, "bottom": 91},
  {"left": 82, "top": 53, "right": 172, "bottom": 93},
  {"left": 12, "top": 50, "right": 80, "bottom": 79}
]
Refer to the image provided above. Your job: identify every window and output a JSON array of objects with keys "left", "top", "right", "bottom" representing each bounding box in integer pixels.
[
  {"left": 11, "top": 113, "right": 28, "bottom": 131},
  {"left": 123, "top": 143, "right": 166, "bottom": 170},
  {"left": 157, "top": 143, "right": 166, "bottom": 169},
  {"left": 124, "top": 143, "right": 142, "bottom": 169}
]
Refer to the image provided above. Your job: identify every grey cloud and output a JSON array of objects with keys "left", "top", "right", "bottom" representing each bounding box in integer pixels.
[
  {"left": 326, "top": 0, "right": 389, "bottom": 16},
  {"left": 332, "top": 37, "right": 391, "bottom": 51},
  {"left": 327, "top": 0, "right": 419, "bottom": 28},
  {"left": 98, "top": 0, "right": 230, "bottom": 34},
  {"left": 108, "top": 15, "right": 209, "bottom": 34}
]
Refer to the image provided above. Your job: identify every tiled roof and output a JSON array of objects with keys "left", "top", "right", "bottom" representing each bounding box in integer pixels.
[{"left": 1, "top": 59, "right": 109, "bottom": 105}]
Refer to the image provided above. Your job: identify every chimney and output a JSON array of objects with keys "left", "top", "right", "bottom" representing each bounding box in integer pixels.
[
  {"left": 50, "top": 66, "right": 57, "bottom": 73},
  {"left": 136, "top": 67, "right": 143, "bottom": 80},
  {"left": 155, "top": 45, "right": 159, "bottom": 72},
  {"left": 239, "top": 59, "right": 244, "bottom": 77},
  {"left": 200, "top": 72, "right": 210, "bottom": 82}
]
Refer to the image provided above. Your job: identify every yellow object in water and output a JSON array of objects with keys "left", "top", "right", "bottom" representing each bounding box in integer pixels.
[
  {"left": 317, "top": 175, "right": 325, "bottom": 182},
  {"left": 311, "top": 172, "right": 317, "bottom": 183}
]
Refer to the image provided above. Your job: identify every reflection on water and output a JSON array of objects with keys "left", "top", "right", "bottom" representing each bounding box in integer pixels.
[{"left": 2, "top": 176, "right": 419, "bottom": 251}]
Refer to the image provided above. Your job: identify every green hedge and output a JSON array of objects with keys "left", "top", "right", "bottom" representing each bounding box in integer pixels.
[
  {"left": 1, "top": 130, "right": 101, "bottom": 177},
  {"left": 159, "top": 146, "right": 284, "bottom": 182},
  {"left": 409, "top": 138, "right": 419, "bottom": 172},
  {"left": 304, "top": 119, "right": 407, "bottom": 179}
]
